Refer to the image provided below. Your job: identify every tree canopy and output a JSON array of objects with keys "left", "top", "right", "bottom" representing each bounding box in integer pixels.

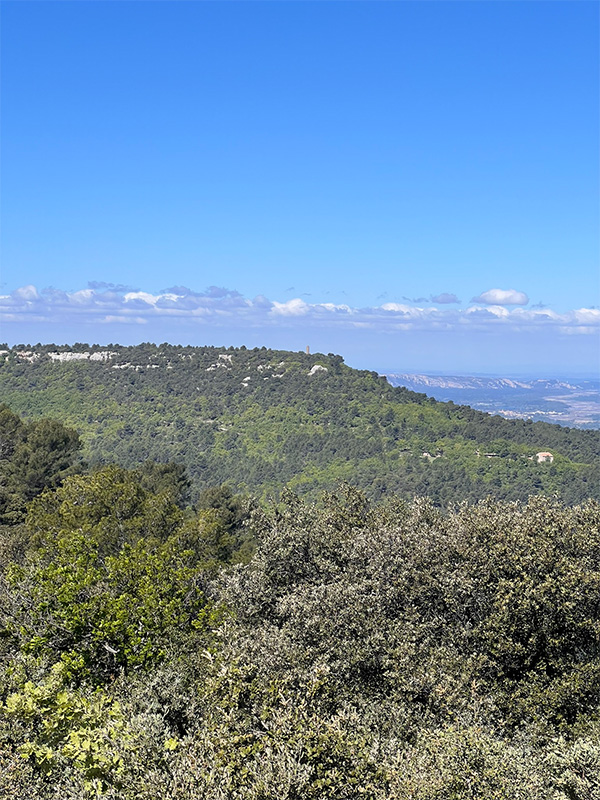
[{"left": 1, "top": 345, "right": 598, "bottom": 506}]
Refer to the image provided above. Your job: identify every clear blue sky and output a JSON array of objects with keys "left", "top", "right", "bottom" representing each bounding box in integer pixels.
[{"left": 1, "top": 1, "right": 598, "bottom": 375}]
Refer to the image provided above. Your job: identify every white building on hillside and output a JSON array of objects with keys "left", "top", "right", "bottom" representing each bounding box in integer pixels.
[{"left": 536, "top": 452, "right": 554, "bottom": 463}]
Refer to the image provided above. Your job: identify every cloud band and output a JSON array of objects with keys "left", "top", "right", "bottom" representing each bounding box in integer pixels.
[{"left": 1, "top": 284, "right": 597, "bottom": 336}]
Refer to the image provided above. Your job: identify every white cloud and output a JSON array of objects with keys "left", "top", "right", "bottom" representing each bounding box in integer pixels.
[
  {"left": 100, "top": 315, "right": 148, "bottom": 325},
  {"left": 466, "top": 304, "right": 510, "bottom": 318},
  {"left": 69, "top": 289, "right": 95, "bottom": 304},
  {"left": 270, "top": 298, "right": 310, "bottom": 316},
  {"left": 317, "top": 303, "right": 353, "bottom": 313},
  {"left": 1, "top": 284, "right": 598, "bottom": 339},
  {"left": 13, "top": 285, "right": 41, "bottom": 301},
  {"left": 472, "top": 288, "right": 529, "bottom": 306},
  {"left": 381, "top": 303, "right": 413, "bottom": 313},
  {"left": 124, "top": 291, "right": 160, "bottom": 306},
  {"left": 573, "top": 308, "right": 600, "bottom": 325}
]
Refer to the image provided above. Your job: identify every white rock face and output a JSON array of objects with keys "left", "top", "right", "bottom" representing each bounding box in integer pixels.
[
  {"left": 16, "top": 351, "right": 41, "bottom": 362},
  {"left": 48, "top": 352, "right": 89, "bottom": 362},
  {"left": 48, "top": 351, "right": 116, "bottom": 362},
  {"left": 308, "top": 365, "right": 328, "bottom": 376},
  {"left": 206, "top": 355, "right": 232, "bottom": 371}
]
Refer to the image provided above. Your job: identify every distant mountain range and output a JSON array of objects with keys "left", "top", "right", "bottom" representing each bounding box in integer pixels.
[{"left": 384, "top": 374, "right": 600, "bottom": 429}]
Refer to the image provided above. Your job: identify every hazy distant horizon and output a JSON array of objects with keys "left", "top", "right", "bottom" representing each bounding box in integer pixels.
[
  {"left": 383, "top": 371, "right": 600, "bottom": 430},
  {"left": 379, "top": 368, "right": 600, "bottom": 382}
]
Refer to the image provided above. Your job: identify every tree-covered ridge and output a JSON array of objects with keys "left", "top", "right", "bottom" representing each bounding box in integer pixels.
[
  {"left": 0, "top": 343, "right": 598, "bottom": 505},
  {"left": 1, "top": 469, "right": 600, "bottom": 799}
]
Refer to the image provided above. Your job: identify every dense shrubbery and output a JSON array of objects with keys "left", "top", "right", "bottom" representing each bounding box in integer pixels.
[{"left": 1, "top": 437, "right": 600, "bottom": 798}]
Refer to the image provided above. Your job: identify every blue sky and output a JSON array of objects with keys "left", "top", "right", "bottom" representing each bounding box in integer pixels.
[{"left": 1, "top": 1, "right": 598, "bottom": 375}]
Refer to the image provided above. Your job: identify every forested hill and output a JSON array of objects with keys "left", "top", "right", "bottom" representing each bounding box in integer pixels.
[{"left": 0, "top": 343, "right": 598, "bottom": 504}]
